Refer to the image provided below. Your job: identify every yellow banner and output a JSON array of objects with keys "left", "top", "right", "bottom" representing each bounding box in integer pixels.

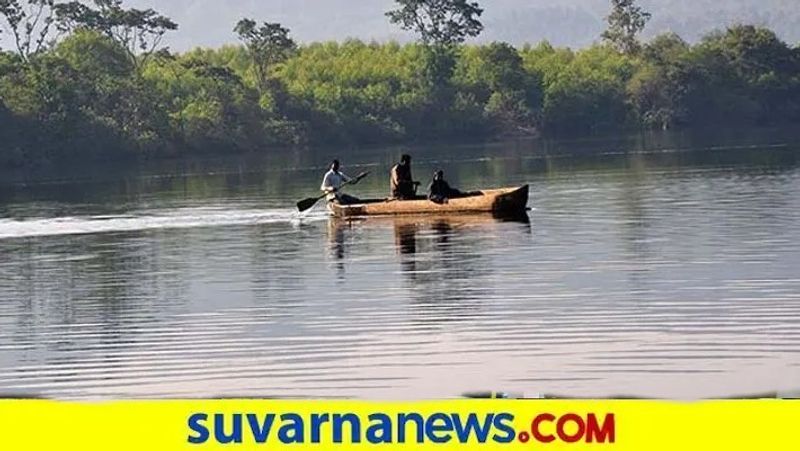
[{"left": 0, "top": 400, "right": 797, "bottom": 450}]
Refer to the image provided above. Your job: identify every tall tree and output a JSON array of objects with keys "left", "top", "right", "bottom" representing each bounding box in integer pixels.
[
  {"left": 233, "top": 18, "right": 296, "bottom": 96},
  {"left": 386, "top": 0, "right": 483, "bottom": 48},
  {"left": 602, "top": 0, "right": 651, "bottom": 55},
  {"left": 54, "top": 0, "right": 177, "bottom": 71},
  {"left": 0, "top": 0, "right": 58, "bottom": 62},
  {"left": 387, "top": 0, "right": 483, "bottom": 93}
]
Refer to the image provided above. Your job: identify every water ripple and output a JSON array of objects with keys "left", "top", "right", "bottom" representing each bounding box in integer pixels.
[{"left": 1, "top": 144, "right": 800, "bottom": 399}]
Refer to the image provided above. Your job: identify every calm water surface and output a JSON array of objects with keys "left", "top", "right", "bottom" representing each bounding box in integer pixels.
[{"left": 1, "top": 131, "right": 799, "bottom": 399}]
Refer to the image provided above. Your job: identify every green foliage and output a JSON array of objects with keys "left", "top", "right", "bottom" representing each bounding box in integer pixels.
[
  {"left": 56, "top": 27, "right": 132, "bottom": 76},
  {"left": 0, "top": 30, "right": 170, "bottom": 159},
  {"left": 277, "top": 40, "right": 430, "bottom": 143},
  {"left": 522, "top": 43, "right": 635, "bottom": 133},
  {"left": 144, "top": 50, "right": 279, "bottom": 152},
  {"left": 52, "top": 30, "right": 168, "bottom": 146},
  {"left": 454, "top": 42, "right": 541, "bottom": 133},
  {"left": 625, "top": 25, "right": 800, "bottom": 130},
  {"left": 627, "top": 32, "right": 692, "bottom": 129}
]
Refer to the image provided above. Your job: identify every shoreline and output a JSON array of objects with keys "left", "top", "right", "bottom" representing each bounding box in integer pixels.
[{"left": 2, "top": 124, "right": 798, "bottom": 186}]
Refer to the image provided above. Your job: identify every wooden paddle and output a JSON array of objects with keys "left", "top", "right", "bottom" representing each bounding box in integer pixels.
[{"left": 296, "top": 172, "right": 370, "bottom": 213}]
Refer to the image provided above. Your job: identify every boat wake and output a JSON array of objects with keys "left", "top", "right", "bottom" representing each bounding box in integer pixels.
[{"left": 0, "top": 207, "right": 328, "bottom": 240}]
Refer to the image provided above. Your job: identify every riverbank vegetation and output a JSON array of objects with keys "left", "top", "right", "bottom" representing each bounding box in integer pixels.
[{"left": 1, "top": 0, "right": 799, "bottom": 168}]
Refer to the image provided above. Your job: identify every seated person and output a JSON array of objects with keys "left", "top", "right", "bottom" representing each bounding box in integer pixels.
[
  {"left": 390, "top": 154, "right": 419, "bottom": 200},
  {"left": 321, "top": 159, "right": 361, "bottom": 205},
  {"left": 428, "top": 170, "right": 464, "bottom": 204}
]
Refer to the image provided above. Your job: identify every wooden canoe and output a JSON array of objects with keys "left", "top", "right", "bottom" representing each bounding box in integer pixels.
[{"left": 328, "top": 185, "right": 529, "bottom": 218}]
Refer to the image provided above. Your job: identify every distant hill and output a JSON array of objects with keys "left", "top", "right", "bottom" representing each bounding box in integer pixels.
[{"left": 3, "top": 0, "right": 800, "bottom": 50}]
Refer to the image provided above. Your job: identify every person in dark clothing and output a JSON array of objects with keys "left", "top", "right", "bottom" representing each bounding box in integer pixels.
[
  {"left": 390, "top": 154, "right": 419, "bottom": 199},
  {"left": 428, "top": 170, "right": 464, "bottom": 204}
]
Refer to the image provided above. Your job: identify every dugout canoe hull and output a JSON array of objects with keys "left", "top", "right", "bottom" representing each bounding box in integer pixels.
[{"left": 328, "top": 185, "right": 529, "bottom": 218}]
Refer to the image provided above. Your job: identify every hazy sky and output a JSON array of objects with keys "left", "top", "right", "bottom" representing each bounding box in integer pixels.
[
  {"left": 124, "top": 0, "right": 800, "bottom": 49},
  {"left": 2, "top": 0, "right": 799, "bottom": 51}
]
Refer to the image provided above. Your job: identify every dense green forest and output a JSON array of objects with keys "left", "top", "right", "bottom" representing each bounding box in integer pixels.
[{"left": 1, "top": 0, "right": 799, "bottom": 168}]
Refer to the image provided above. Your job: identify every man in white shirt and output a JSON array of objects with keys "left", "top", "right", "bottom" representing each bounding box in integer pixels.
[{"left": 321, "top": 160, "right": 361, "bottom": 204}]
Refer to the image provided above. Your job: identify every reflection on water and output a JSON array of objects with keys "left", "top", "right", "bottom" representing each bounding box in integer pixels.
[
  {"left": 399, "top": 215, "right": 530, "bottom": 311},
  {"left": 1, "top": 131, "right": 800, "bottom": 399},
  {"left": 327, "top": 219, "right": 348, "bottom": 277},
  {"left": 331, "top": 215, "right": 532, "bottom": 318}
]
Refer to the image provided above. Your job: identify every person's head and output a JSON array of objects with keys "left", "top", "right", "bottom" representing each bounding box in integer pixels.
[
  {"left": 400, "top": 154, "right": 411, "bottom": 166},
  {"left": 330, "top": 159, "right": 340, "bottom": 172},
  {"left": 434, "top": 170, "right": 444, "bottom": 181}
]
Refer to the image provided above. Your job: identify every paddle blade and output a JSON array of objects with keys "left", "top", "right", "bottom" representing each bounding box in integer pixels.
[{"left": 297, "top": 197, "right": 321, "bottom": 213}]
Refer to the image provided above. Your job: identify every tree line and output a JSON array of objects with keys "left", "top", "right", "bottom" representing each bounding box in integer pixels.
[{"left": 1, "top": 0, "right": 799, "bottom": 168}]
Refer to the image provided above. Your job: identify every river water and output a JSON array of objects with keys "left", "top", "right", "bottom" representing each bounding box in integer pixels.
[{"left": 1, "top": 130, "right": 799, "bottom": 399}]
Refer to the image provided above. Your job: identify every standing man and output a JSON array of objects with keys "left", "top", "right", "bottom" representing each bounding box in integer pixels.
[
  {"left": 321, "top": 160, "right": 361, "bottom": 205},
  {"left": 390, "top": 154, "right": 419, "bottom": 200}
]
